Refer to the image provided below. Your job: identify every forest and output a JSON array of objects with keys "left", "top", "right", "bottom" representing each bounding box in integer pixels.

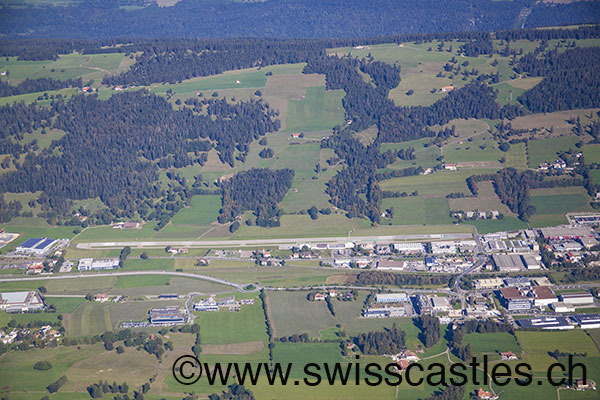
[
  {"left": 1, "top": 0, "right": 599, "bottom": 39},
  {"left": 217, "top": 168, "right": 294, "bottom": 228},
  {"left": 0, "top": 91, "right": 280, "bottom": 223},
  {"left": 352, "top": 323, "right": 406, "bottom": 355}
]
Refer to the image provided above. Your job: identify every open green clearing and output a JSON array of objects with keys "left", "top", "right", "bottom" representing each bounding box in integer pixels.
[
  {"left": 45, "top": 297, "right": 86, "bottom": 313},
  {"left": 193, "top": 295, "right": 267, "bottom": 344},
  {"left": 528, "top": 136, "right": 580, "bottom": 168},
  {"left": 114, "top": 275, "right": 172, "bottom": 288},
  {"left": 466, "top": 216, "right": 529, "bottom": 234},
  {"left": 284, "top": 86, "right": 345, "bottom": 132},
  {"left": 529, "top": 187, "right": 593, "bottom": 228},
  {"left": 463, "top": 332, "right": 520, "bottom": 355},
  {"left": 516, "top": 330, "right": 599, "bottom": 371},
  {"left": 267, "top": 291, "right": 336, "bottom": 338},
  {"left": 169, "top": 195, "right": 221, "bottom": 225}
]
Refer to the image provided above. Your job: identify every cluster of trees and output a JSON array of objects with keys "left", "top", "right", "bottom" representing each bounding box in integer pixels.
[
  {"left": 414, "top": 315, "right": 441, "bottom": 348},
  {"left": 86, "top": 381, "right": 131, "bottom": 399},
  {"left": 209, "top": 384, "right": 254, "bottom": 400},
  {"left": 549, "top": 349, "right": 587, "bottom": 360},
  {"left": 99, "top": 329, "right": 173, "bottom": 359},
  {"left": 0, "top": 77, "right": 82, "bottom": 97},
  {"left": 33, "top": 361, "right": 52, "bottom": 370},
  {"left": 47, "top": 375, "right": 67, "bottom": 393},
  {"left": 218, "top": 168, "right": 294, "bottom": 227},
  {"left": 518, "top": 46, "right": 600, "bottom": 112},
  {"left": 352, "top": 323, "right": 405, "bottom": 355},
  {"left": 353, "top": 271, "right": 453, "bottom": 287},
  {"left": 425, "top": 385, "right": 466, "bottom": 400},
  {"left": 278, "top": 333, "right": 310, "bottom": 343}
]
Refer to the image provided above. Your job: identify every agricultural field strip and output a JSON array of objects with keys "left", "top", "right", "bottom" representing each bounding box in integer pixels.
[
  {"left": 0, "top": 270, "right": 255, "bottom": 292},
  {"left": 75, "top": 233, "right": 473, "bottom": 249}
]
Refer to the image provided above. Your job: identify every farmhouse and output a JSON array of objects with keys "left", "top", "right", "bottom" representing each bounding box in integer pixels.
[
  {"left": 94, "top": 293, "right": 109, "bottom": 302},
  {"left": 15, "top": 237, "right": 57, "bottom": 256},
  {"left": 0, "top": 291, "right": 44, "bottom": 312},
  {"left": 500, "top": 351, "right": 518, "bottom": 361},
  {"left": 441, "top": 85, "right": 454, "bottom": 92}
]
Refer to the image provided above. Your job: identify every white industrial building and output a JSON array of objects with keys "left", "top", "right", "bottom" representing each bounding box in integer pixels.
[
  {"left": 392, "top": 242, "right": 424, "bottom": 253},
  {"left": 560, "top": 292, "right": 594, "bottom": 305},
  {"left": 0, "top": 291, "right": 44, "bottom": 312},
  {"left": 15, "top": 237, "right": 57, "bottom": 255},
  {"left": 375, "top": 293, "right": 408, "bottom": 303},
  {"left": 77, "top": 258, "right": 120, "bottom": 271}
]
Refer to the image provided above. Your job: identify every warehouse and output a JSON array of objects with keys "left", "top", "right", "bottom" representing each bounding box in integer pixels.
[
  {"left": 539, "top": 226, "right": 591, "bottom": 240},
  {"left": 492, "top": 254, "right": 525, "bottom": 272},
  {"left": 560, "top": 292, "right": 594, "bottom": 305},
  {"left": 531, "top": 286, "right": 557, "bottom": 308},
  {"left": 499, "top": 288, "right": 531, "bottom": 311},
  {"left": 571, "top": 314, "right": 600, "bottom": 329},
  {"left": 517, "top": 316, "right": 573, "bottom": 330},
  {"left": 149, "top": 306, "right": 186, "bottom": 325},
  {"left": 0, "top": 291, "right": 44, "bottom": 312},
  {"left": 77, "top": 258, "right": 120, "bottom": 271},
  {"left": 376, "top": 260, "right": 406, "bottom": 271},
  {"left": 521, "top": 254, "right": 541, "bottom": 270},
  {"left": 15, "top": 237, "right": 56, "bottom": 256},
  {"left": 375, "top": 293, "right": 408, "bottom": 303}
]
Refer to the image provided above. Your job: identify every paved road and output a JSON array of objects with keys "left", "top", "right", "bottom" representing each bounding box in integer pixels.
[
  {"left": 0, "top": 270, "right": 260, "bottom": 293},
  {"left": 75, "top": 233, "right": 473, "bottom": 249}
]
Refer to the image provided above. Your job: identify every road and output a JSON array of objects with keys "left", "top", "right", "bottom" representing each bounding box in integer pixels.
[
  {"left": 0, "top": 270, "right": 260, "bottom": 293},
  {"left": 75, "top": 233, "right": 473, "bottom": 249}
]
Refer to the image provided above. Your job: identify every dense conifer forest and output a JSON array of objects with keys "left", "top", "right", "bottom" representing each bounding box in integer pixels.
[{"left": 1, "top": 0, "right": 598, "bottom": 39}]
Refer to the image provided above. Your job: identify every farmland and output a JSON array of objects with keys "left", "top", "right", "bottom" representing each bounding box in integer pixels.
[{"left": 1, "top": 27, "right": 600, "bottom": 400}]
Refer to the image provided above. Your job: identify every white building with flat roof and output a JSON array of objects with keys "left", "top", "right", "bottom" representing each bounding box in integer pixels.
[
  {"left": 375, "top": 293, "right": 408, "bottom": 303},
  {"left": 0, "top": 291, "right": 44, "bottom": 312},
  {"left": 78, "top": 258, "right": 119, "bottom": 271}
]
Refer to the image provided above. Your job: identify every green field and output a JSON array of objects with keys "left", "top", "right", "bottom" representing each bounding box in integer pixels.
[
  {"left": 169, "top": 195, "right": 221, "bottom": 225},
  {"left": 267, "top": 291, "right": 336, "bottom": 338},
  {"left": 463, "top": 332, "right": 521, "bottom": 355},
  {"left": 284, "top": 86, "right": 345, "bottom": 132},
  {"left": 63, "top": 302, "right": 112, "bottom": 336},
  {"left": 529, "top": 188, "right": 593, "bottom": 227},
  {"left": 45, "top": 297, "right": 86, "bottom": 313},
  {"left": 193, "top": 295, "right": 267, "bottom": 344},
  {"left": 466, "top": 216, "right": 529, "bottom": 234},
  {"left": 516, "top": 330, "right": 599, "bottom": 371},
  {"left": 379, "top": 169, "right": 490, "bottom": 197},
  {"left": 528, "top": 136, "right": 580, "bottom": 168},
  {"left": 114, "top": 275, "right": 172, "bottom": 288}
]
